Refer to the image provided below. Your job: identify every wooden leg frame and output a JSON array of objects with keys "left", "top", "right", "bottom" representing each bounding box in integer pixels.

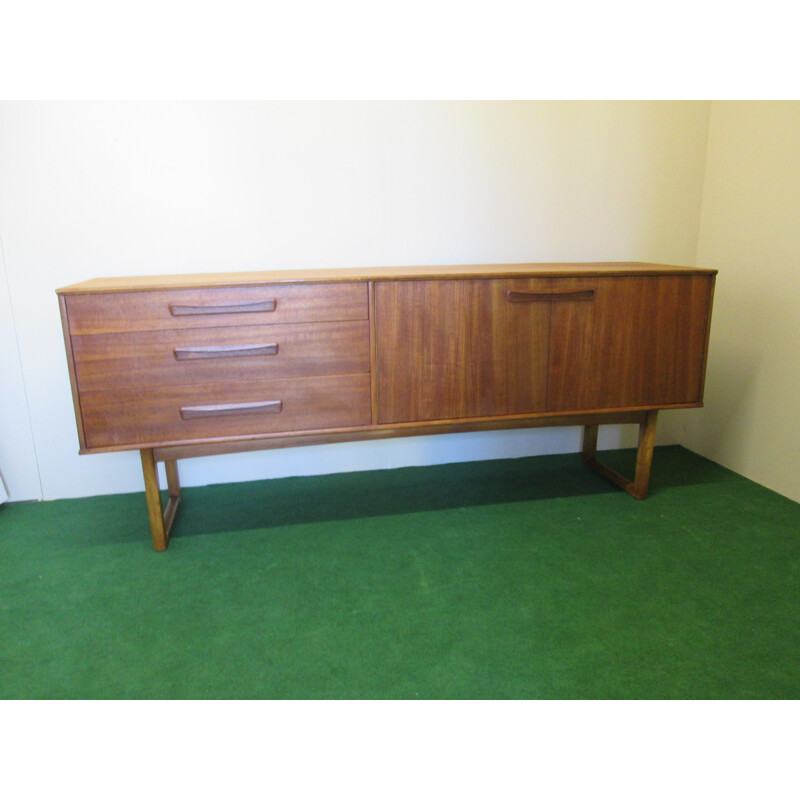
[
  {"left": 140, "top": 449, "right": 182, "bottom": 551},
  {"left": 138, "top": 412, "right": 659, "bottom": 550},
  {"left": 581, "top": 410, "right": 658, "bottom": 500}
]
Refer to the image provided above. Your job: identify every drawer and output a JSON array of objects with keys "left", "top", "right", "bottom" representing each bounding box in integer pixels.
[
  {"left": 79, "top": 374, "right": 372, "bottom": 450},
  {"left": 71, "top": 320, "right": 370, "bottom": 391},
  {"left": 65, "top": 282, "right": 368, "bottom": 335}
]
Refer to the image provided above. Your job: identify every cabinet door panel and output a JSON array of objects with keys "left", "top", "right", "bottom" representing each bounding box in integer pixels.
[
  {"left": 550, "top": 275, "right": 713, "bottom": 410},
  {"left": 504, "top": 278, "right": 551, "bottom": 414},
  {"left": 376, "top": 280, "right": 507, "bottom": 423},
  {"left": 546, "top": 278, "right": 600, "bottom": 411}
]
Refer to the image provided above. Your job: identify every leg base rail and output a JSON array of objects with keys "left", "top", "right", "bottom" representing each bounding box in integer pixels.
[
  {"left": 581, "top": 410, "right": 659, "bottom": 500},
  {"left": 137, "top": 410, "right": 659, "bottom": 550},
  {"left": 140, "top": 449, "right": 182, "bottom": 551}
]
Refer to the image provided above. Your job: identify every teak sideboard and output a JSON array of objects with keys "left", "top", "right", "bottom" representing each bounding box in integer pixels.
[{"left": 57, "top": 262, "right": 716, "bottom": 551}]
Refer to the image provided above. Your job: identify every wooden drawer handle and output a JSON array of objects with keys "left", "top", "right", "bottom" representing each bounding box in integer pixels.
[
  {"left": 507, "top": 290, "right": 595, "bottom": 303},
  {"left": 173, "top": 343, "right": 279, "bottom": 361},
  {"left": 169, "top": 299, "right": 277, "bottom": 316},
  {"left": 179, "top": 400, "right": 283, "bottom": 420}
]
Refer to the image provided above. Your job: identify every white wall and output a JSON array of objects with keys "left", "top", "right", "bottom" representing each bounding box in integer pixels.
[
  {"left": 0, "top": 240, "right": 40, "bottom": 500},
  {"left": 0, "top": 101, "right": 710, "bottom": 500},
  {"left": 675, "top": 101, "right": 800, "bottom": 503}
]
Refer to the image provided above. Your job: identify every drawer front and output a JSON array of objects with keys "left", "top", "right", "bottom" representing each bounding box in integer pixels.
[
  {"left": 79, "top": 375, "right": 371, "bottom": 449},
  {"left": 71, "top": 320, "right": 370, "bottom": 391},
  {"left": 65, "top": 282, "right": 369, "bottom": 335}
]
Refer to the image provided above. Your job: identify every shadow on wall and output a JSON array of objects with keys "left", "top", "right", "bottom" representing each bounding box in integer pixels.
[
  {"left": 697, "top": 348, "right": 760, "bottom": 457},
  {"left": 681, "top": 279, "right": 763, "bottom": 463}
]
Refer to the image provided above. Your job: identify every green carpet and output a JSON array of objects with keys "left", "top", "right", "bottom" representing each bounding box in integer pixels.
[{"left": 1, "top": 445, "right": 798, "bottom": 699}]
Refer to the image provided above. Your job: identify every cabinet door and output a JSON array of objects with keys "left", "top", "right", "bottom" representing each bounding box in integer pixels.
[
  {"left": 504, "top": 277, "right": 552, "bottom": 414},
  {"left": 546, "top": 276, "right": 601, "bottom": 411},
  {"left": 548, "top": 275, "right": 714, "bottom": 411},
  {"left": 374, "top": 274, "right": 714, "bottom": 425},
  {"left": 375, "top": 280, "right": 508, "bottom": 424}
]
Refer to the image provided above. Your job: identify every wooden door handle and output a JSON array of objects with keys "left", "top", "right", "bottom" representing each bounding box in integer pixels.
[
  {"left": 179, "top": 400, "right": 283, "bottom": 420},
  {"left": 507, "top": 290, "right": 595, "bottom": 303},
  {"left": 169, "top": 299, "right": 277, "bottom": 316},
  {"left": 550, "top": 290, "right": 595, "bottom": 301},
  {"left": 173, "top": 343, "right": 279, "bottom": 360},
  {"left": 506, "top": 291, "right": 550, "bottom": 303}
]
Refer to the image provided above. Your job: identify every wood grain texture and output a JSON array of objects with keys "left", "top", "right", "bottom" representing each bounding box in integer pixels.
[
  {"left": 368, "top": 280, "right": 379, "bottom": 425},
  {"left": 546, "top": 277, "right": 601, "bottom": 411},
  {"left": 140, "top": 449, "right": 168, "bottom": 551},
  {"left": 164, "top": 460, "right": 181, "bottom": 500},
  {"left": 375, "top": 274, "right": 714, "bottom": 424},
  {"left": 697, "top": 274, "right": 716, "bottom": 400},
  {"left": 504, "top": 278, "right": 551, "bottom": 414},
  {"left": 153, "top": 410, "right": 651, "bottom": 461},
  {"left": 56, "top": 262, "right": 717, "bottom": 294},
  {"left": 56, "top": 264, "right": 718, "bottom": 550},
  {"left": 70, "top": 320, "right": 370, "bottom": 391},
  {"left": 59, "top": 294, "right": 87, "bottom": 450},
  {"left": 60, "top": 266, "right": 715, "bottom": 461},
  {"left": 80, "top": 375, "right": 372, "bottom": 449},
  {"left": 112, "top": 402, "right": 699, "bottom": 458},
  {"left": 582, "top": 410, "right": 659, "bottom": 499},
  {"left": 179, "top": 400, "right": 283, "bottom": 420},
  {"left": 169, "top": 298, "right": 276, "bottom": 316},
  {"left": 375, "top": 280, "right": 507, "bottom": 424},
  {"left": 584, "top": 275, "right": 713, "bottom": 408},
  {"left": 64, "top": 282, "right": 368, "bottom": 334}
]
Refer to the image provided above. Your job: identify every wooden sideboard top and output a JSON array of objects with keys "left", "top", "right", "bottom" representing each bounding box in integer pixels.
[{"left": 57, "top": 262, "right": 717, "bottom": 295}]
